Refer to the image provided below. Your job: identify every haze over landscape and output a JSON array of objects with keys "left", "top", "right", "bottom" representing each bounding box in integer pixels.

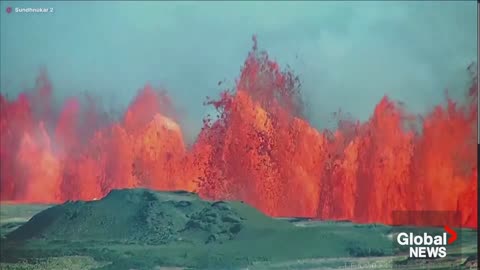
[
  {"left": 1, "top": 1, "right": 477, "bottom": 138},
  {"left": 0, "top": 0, "right": 477, "bottom": 227}
]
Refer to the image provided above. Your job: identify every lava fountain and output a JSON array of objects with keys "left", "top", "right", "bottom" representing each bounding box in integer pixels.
[{"left": 0, "top": 38, "right": 477, "bottom": 228}]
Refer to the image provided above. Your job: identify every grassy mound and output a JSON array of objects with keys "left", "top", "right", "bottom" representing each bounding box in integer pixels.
[
  {"left": 2, "top": 189, "right": 415, "bottom": 269},
  {"left": 6, "top": 189, "right": 289, "bottom": 245}
]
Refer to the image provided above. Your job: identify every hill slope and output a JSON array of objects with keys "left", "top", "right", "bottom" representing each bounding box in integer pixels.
[
  {"left": 2, "top": 189, "right": 402, "bottom": 269},
  {"left": 7, "top": 189, "right": 291, "bottom": 245}
]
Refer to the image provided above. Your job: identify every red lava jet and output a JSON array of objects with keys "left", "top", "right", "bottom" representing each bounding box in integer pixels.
[{"left": 0, "top": 38, "right": 477, "bottom": 228}]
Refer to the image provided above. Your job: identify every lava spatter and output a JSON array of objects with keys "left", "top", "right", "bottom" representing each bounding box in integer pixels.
[{"left": 0, "top": 39, "right": 477, "bottom": 228}]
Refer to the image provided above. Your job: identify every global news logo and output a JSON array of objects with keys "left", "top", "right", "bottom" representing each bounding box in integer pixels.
[{"left": 396, "top": 225, "right": 457, "bottom": 258}]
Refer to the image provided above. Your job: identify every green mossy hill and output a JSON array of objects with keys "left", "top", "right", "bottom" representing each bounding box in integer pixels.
[{"left": 6, "top": 188, "right": 291, "bottom": 245}]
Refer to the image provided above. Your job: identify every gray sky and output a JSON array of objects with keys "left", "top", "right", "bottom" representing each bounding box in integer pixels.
[{"left": 0, "top": 1, "right": 477, "bottom": 141}]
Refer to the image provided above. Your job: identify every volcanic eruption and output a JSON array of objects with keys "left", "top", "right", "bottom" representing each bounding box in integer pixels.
[{"left": 0, "top": 37, "right": 477, "bottom": 228}]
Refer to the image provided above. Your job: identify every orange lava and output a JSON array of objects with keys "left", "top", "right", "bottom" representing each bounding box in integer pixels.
[{"left": 0, "top": 38, "right": 477, "bottom": 228}]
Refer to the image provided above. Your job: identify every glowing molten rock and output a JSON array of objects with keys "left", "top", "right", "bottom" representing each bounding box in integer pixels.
[{"left": 0, "top": 39, "right": 477, "bottom": 228}]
